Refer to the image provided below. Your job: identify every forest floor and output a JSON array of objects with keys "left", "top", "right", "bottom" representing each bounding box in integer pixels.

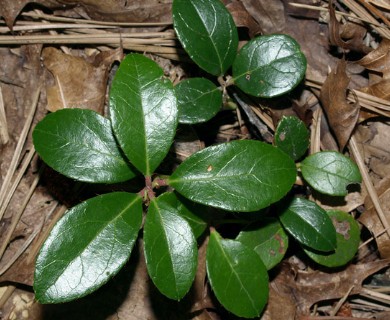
[{"left": 1, "top": 0, "right": 390, "bottom": 319}]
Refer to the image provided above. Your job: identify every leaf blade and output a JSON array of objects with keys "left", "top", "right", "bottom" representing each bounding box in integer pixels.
[
  {"left": 109, "top": 53, "right": 177, "bottom": 175},
  {"left": 233, "top": 34, "right": 307, "bottom": 97},
  {"left": 34, "top": 192, "right": 143, "bottom": 303},
  {"left": 143, "top": 192, "right": 198, "bottom": 300},
  {"left": 33, "top": 108, "right": 137, "bottom": 183},
  {"left": 169, "top": 140, "right": 297, "bottom": 212},
  {"left": 206, "top": 231, "right": 269, "bottom": 318},
  {"left": 279, "top": 197, "right": 337, "bottom": 252},
  {"left": 173, "top": 0, "right": 238, "bottom": 76},
  {"left": 300, "top": 151, "right": 362, "bottom": 196}
]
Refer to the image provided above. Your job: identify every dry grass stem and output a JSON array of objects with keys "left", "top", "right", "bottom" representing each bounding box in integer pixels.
[
  {"left": 349, "top": 136, "right": 390, "bottom": 238},
  {"left": 310, "top": 108, "right": 323, "bottom": 154},
  {"left": 289, "top": 2, "right": 390, "bottom": 31},
  {"left": 0, "top": 86, "right": 40, "bottom": 222},
  {"left": 0, "top": 285, "right": 16, "bottom": 309},
  {"left": 0, "top": 168, "right": 41, "bottom": 260},
  {"left": 0, "top": 149, "right": 36, "bottom": 222},
  {"left": 0, "top": 85, "right": 9, "bottom": 145}
]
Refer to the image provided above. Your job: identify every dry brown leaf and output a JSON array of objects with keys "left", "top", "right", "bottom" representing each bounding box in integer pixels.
[
  {"left": 320, "top": 59, "right": 360, "bottom": 150},
  {"left": 328, "top": 0, "right": 370, "bottom": 53},
  {"left": 359, "top": 177, "right": 390, "bottom": 258},
  {"left": 238, "top": 0, "right": 286, "bottom": 34},
  {"left": 226, "top": 1, "right": 262, "bottom": 38},
  {"left": 358, "top": 39, "right": 390, "bottom": 78},
  {"left": 263, "top": 260, "right": 390, "bottom": 318},
  {"left": 42, "top": 47, "right": 121, "bottom": 113},
  {"left": 0, "top": 0, "right": 172, "bottom": 29}
]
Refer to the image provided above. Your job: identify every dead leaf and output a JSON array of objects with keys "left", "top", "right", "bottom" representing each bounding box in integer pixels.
[
  {"left": 359, "top": 177, "right": 390, "bottom": 258},
  {"left": 358, "top": 39, "right": 390, "bottom": 78},
  {"left": 320, "top": 59, "right": 360, "bottom": 150},
  {"left": 328, "top": 0, "right": 370, "bottom": 53},
  {"left": 0, "top": 0, "right": 172, "bottom": 29},
  {"left": 226, "top": 2, "right": 262, "bottom": 38},
  {"left": 264, "top": 260, "right": 390, "bottom": 317},
  {"left": 238, "top": 0, "right": 286, "bottom": 34},
  {"left": 42, "top": 47, "right": 121, "bottom": 114}
]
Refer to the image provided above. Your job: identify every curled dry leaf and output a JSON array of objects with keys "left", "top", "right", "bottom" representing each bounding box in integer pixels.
[
  {"left": 358, "top": 39, "right": 390, "bottom": 100},
  {"left": 328, "top": 0, "right": 370, "bottom": 53},
  {"left": 42, "top": 47, "right": 121, "bottom": 114},
  {"left": 262, "top": 259, "right": 390, "bottom": 318},
  {"left": 320, "top": 59, "right": 359, "bottom": 150}
]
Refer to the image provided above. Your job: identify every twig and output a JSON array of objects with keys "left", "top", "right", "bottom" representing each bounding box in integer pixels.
[
  {"left": 0, "top": 86, "right": 40, "bottom": 222},
  {"left": 231, "top": 91, "right": 273, "bottom": 143},
  {"left": 330, "top": 286, "right": 355, "bottom": 316},
  {"left": 22, "top": 11, "right": 173, "bottom": 27},
  {"left": 349, "top": 135, "right": 390, "bottom": 238}
]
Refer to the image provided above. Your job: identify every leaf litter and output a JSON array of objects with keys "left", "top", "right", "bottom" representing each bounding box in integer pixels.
[{"left": 1, "top": 0, "right": 390, "bottom": 319}]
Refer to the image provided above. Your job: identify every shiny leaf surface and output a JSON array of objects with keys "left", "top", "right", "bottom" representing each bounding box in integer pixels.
[
  {"left": 34, "top": 192, "right": 142, "bottom": 303},
  {"left": 275, "top": 116, "right": 309, "bottom": 160},
  {"left": 173, "top": 0, "right": 238, "bottom": 76},
  {"left": 33, "top": 108, "right": 137, "bottom": 183},
  {"left": 304, "top": 210, "right": 360, "bottom": 267},
  {"left": 109, "top": 53, "right": 177, "bottom": 175},
  {"left": 233, "top": 34, "right": 307, "bottom": 97},
  {"left": 169, "top": 140, "right": 297, "bottom": 212},
  {"left": 279, "top": 197, "right": 337, "bottom": 252},
  {"left": 143, "top": 193, "right": 198, "bottom": 300},
  {"left": 236, "top": 218, "right": 289, "bottom": 270},
  {"left": 300, "top": 151, "right": 362, "bottom": 196},
  {"left": 206, "top": 230, "right": 269, "bottom": 318},
  {"left": 175, "top": 78, "right": 222, "bottom": 124}
]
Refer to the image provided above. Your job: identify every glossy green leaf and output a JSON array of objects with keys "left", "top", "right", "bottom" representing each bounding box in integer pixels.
[
  {"left": 236, "top": 218, "right": 289, "bottom": 270},
  {"left": 33, "top": 109, "right": 137, "bottom": 183},
  {"left": 300, "top": 151, "right": 362, "bottom": 196},
  {"left": 275, "top": 116, "right": 309, "bottom": 160},
  {"left": 174, "top": 193, "right": 209, "bottom": 238},
  {"left": 304, "top": 210, "right": 360, "bottom": 267},
  {"left": 206, "top": 230, "right": 268, "bottom": 318},
  {"left": 109, "top": 53, "right": 177, "bottom": 175},
  {"left": 175, "top": 78, "right": 222, "bottom": 124},
  {"left": 143, "top": 192, "right": 198, "bottom": 300},
  {"left": 172, "top": 0, "right": 238, "bottom": 76},
  {"left": 169, "top": 140, "right": 297, "bottom": 212},
  {"left": 279, "top": 197, "right": 337, "bottom": 252},
  {"left": 233, "top": 34, "right": 307, "bottom": 97},
  {"left": 34, "top": 192, "right": 142, "bottom": 303}
]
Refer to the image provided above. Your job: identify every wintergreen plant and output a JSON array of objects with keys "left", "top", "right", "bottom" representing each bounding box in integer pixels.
[{"left": 32, "top": 0, "right": 362, "bottom": 317}]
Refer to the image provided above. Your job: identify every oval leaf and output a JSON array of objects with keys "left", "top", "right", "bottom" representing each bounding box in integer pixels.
[
  {"left": 169, "top": 140, "right": 297, "bottom": 212},
  {"left": 233, "top": 34, "right": 307, "bottom": 97},
  {"left": 34, "top": 192, "right": 142, "bottom": 303},
  {"left": 236, "top": 218, "right": 289, "bottom": 270},
  {"left": 279, "top": 197, "right": 337, "bottom": 252},
  {"left": 175, "top": 78, "right": 222, "bottom": 124},
  {"left": 275, "top": 116, "right": 309, "bottom": 160},
  {"left": 109, "top": 53, "right": 177, "bottom": 175},
  {"left": 304, "top": 210, "right": 360, "bottom": 267},
  {"left": 206, "top": 230, "right": 269, "bottom": 318},
  {"left": 172, "top": 0, "right": 238, "bottom": 76},
  {"left": 300, "top": 151, "right": 362, "bottom": 196},
  {"left": 143, "top": 192, "right": 198, "bottom": 300},
  {"left": 33, "top": 109, "right": 137, "bottom": 183}
]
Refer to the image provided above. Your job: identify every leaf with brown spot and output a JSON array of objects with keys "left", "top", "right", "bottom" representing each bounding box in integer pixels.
[
  {"left": 320, "top": 59, "right": 359, "bottom": 150},
  {"left": 263, "top": 260, "right": 390, "bottom": 317},
  {"left": 42, "top": 47, "right": 121, "bottom": 114}
]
